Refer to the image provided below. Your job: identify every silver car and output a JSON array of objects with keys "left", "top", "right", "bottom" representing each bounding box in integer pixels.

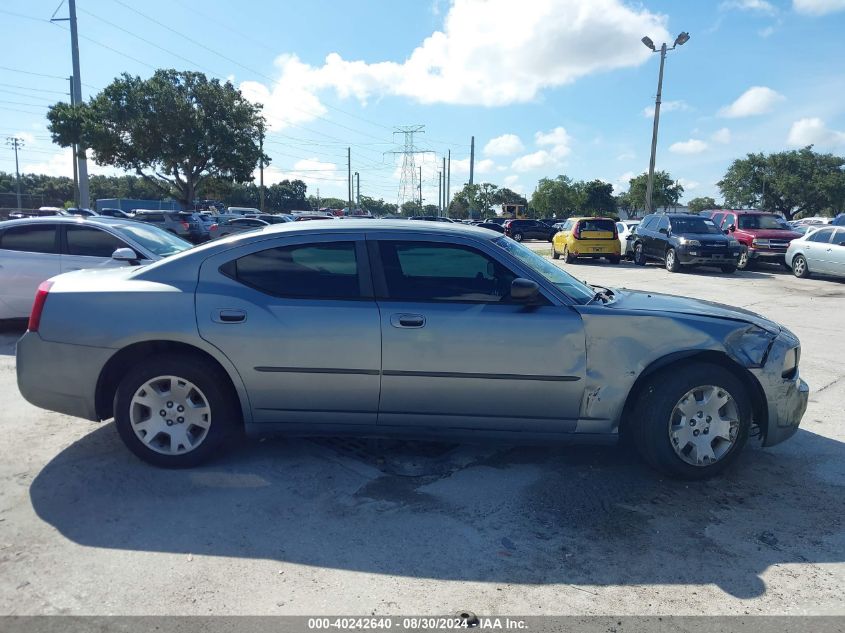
[
  {"left": 16, "top": 221, "right": 808, "bottom": 478},
  {"left": 785, "top": 225, "right": 845, "bottom": 279},
  {"left": 209, "top": 217, "right": 269, "bottom": 239}
]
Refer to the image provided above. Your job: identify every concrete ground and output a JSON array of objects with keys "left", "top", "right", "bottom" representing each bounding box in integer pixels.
[{"left": 0, "top": 255, "right": 843, "bottom": 616}]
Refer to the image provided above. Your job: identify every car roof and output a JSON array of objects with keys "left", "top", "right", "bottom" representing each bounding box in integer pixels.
[
  {"left": 0, "top": 215, "right": 143, "bottom": 229},
  {"left": 569, "top": 216, "right": 616, "bottom": 221}
]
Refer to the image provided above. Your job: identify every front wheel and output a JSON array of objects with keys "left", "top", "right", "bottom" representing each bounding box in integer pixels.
[
  {"left": 737, "top": 248, "right": 751, "bottom": 270},
  {"left": 633, "top": 243, "right": 646, "bottom": 266},
  {"left": 665, "top": 248, "right": 682, "bottom": 273},
  {"left": 114, "top": 353, "right": 242, "bottom": 468},
  {"left": 792, "top": 254, "right": 810, "bottom": 278},
  {"left": 720, "top": 265, "right": 737, "bottom": 274},
  {"left": 631, "top": 363, "right": 752, "bottom": 479}
]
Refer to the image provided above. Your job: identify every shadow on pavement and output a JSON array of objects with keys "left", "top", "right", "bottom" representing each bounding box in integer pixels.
[{"left": 30, "top": 424, "right": 845, "bottom": 598}]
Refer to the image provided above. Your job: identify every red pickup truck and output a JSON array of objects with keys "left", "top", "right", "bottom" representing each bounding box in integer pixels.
[{"left": 700, "top": 209, "right": 802, "bottom": 269}]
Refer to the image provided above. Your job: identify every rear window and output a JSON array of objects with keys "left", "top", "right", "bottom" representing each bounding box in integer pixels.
[
  {"left": 0, "top": 224, "right": 58, "bottom": 254},
  {"left": 577, "top": 219, "right": 615, "bottom": 232},
  {"left": 738, "top": 214, "right": 790, "bottom": 230}
]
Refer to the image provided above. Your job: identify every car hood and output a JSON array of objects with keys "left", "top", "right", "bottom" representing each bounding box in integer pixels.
[
  {"left": 678, "top": 234, "right": 732, "bottom": 244},
  {"left": 738, "top": 228, "right": 801, "bottom": 240},
  {"left": 603, "top": 289, "right": 780, "bottom": 334}
]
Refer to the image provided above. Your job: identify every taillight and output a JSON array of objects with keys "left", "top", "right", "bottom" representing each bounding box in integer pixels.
[
  {"left": 573, "top": 224, "right": 581, "bottom": 239},
  {"left": 181, "top": 221, "right": 190, "bottom": 230},
  {"left": 28, "top": 280, "right": 53, "bottom": 332},
  {"left": 210, "top": 223, "right": 218, "bottom": 231}
]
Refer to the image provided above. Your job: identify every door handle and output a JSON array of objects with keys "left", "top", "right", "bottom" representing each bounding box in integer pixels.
[
  {"left": 214, "top": 309, "right": 247, "bottom": 323},
  {"left": 390, "top": 313, "right": 425, "bottom": 328}
]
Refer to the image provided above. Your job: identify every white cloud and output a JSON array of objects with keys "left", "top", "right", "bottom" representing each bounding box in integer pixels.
[
  {"left": 241, "top": 0, "right": 670, "bottom": 118},
  {"left": 678, "top": 178, "right": 700, "bottom": 191},
  {"left": 504, "top": 175, "right": 519, "bottom": 186},
  {"left": 758, "top": 25, "right": 776, "bottom": 37},
  {"left": 669, "top": 139, "right": 708, "bottom": 154},
  {"left": 449, "top": 157, "right": 496, "bottom": 175},
  {"left": 511, "top": 150, "right": 554, "bottom": 172},
  {"left": 787, "top": 117, "right": 845, "bottom": 147},
  {"left": 718, "top": 86, "right": 784, "bottom": 118},
  {"left": 614, "top": 171, "right": 635, "bottom": 193},
  {"left": 483, "top": 134, "right": 524, "bottom": 156},
  {"left": 534, "top": 126, "right": 572, "bottom": 158},
  {"left": 642, "top": 100, "right": 690, "bottom": 117},
  {"left": 616, "top": 150, "right": 636, "bottom": 160},
  {"left": 711, "top": 127, "right": 732, "bottom": 144},
  {"left": 720, "top": 0, "right": 777, "bottom": 13},
  {"left": 20, "top": 148, "right": 118, "bottom": 179},
  {"left": 793, "top": 0, "right": 845, "bottom": 15}
]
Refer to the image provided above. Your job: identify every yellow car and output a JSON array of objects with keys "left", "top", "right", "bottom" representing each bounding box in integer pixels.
[{"left": 552, "top": 216, "right": 622, "bottom": 264}]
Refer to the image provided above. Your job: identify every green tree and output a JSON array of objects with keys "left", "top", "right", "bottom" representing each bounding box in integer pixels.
[
  {"left": 493, "top": 187, "right": 528, "bottom": 207},
  {"left": 686, "top": 196, "right": 719, "bottom": 214},
  {"left": 529, "top": 176, "right": 583, "bottom": 217},
  {"left": 626, "top": 171, "right": 684, "bottom": 211},
  {"left": 580, "top": 179, "right": 616, "bottom": 215},
  {"left": 718, "top": 146, "right": 845, "bottom": 220},
  {"left": 47, "top": 69, "right": 267, "bottom": 208},
  {"left": 401, "top": 200, "right": 422, "bottom": 216}
]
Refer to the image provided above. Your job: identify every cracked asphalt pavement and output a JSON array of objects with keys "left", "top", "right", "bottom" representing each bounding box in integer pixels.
[{"left": 0, "top": 258, "right": 842, "bottom": 615}]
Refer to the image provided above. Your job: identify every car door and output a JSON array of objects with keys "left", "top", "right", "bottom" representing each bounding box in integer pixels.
[
  {"left": 827, "top": 229, "right": 845, "bottom": 278},
  {"left": 60, "top": 225, "right": 139, "bottom": 273},
  {"left": 195, "top": 232, "right": 381, "bottom": 426},
  {"left": 370, "top": 233, "right": 586, "bottom": 433},
  {"left": 0, "top": 223, "right": 60, "bottom": 319},
  {"left": 804, "top": 228, "right": 835, "bottom": 273},
  {"left": 650, "top": 217, "right": 670, "bottom": 259}
]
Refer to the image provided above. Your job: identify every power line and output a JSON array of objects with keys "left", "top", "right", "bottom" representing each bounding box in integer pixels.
[
  {"left": 0, "top": 82, "right": 69, "bottom": 95},
  {"left": 0, "top": 65, "right": 68, "bottom": 82},
  {"left": 49, "top": 21, "right": 157, "bottom": 71}
]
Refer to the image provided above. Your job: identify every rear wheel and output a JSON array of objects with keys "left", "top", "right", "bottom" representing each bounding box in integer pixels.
[
  {"left": 792, "top": 254, "right": 810, "bottom": 278},
  {"left": 513, "top": 232, "right": 524, "bottom": 242},
  {"left": 633, "top": 242, "right": 646, "bottom": 266},
  {"left": 114, "top": 354, "right": 241, "bottom": 468},
  {"left": 665, "top": 248, "right": 682, "bottom": 273},
  {"left": 552, "top": 245, "right": 560, "bottom": 260},
  {"left": 563, "top": 245, "right": 576, "bottom": 264},
  {"left": 630, "top": 363, "right": 751, "bottom": 479},
  {"left": 609, "top": 256, "right": 621, "bottom": 265}
]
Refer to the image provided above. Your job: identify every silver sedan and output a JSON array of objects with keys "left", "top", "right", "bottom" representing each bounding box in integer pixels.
[
  {"left": 16, "top": 221, "right": 808, "bottom": 479},
  {"left": 786, "top": 225, "right": 845, "bottom": 279}
]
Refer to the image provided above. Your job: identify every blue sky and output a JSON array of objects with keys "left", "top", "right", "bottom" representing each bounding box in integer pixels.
[{"left": 2, "top": 0, "right": 844, "bottom": 205}]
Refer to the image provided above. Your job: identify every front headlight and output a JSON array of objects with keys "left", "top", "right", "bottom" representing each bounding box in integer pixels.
[
  {"left": 679, "top": 238, "right": 701, "bottom": 246},
  {"left": 752, "top": 238, "right": 770, "bottom": 247},
  {"left": 782, "top": 346, "right": 800, "bottom": 379}
]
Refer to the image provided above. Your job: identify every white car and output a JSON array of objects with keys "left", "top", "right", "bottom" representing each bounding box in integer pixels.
[
  {"left": 785, "top": 225, "right": 845, "bottom": 280},
  {"left": 0, "top": 216, "right": 192, "bottom": 319},
  {"left": 616, "top": 220, "right": 640, "bottom": 257}
]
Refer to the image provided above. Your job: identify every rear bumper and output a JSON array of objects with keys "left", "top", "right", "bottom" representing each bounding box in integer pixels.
[
  {"left": 16, "top": 331, "right": 111, "bottom": 421},
  {"left": 570, "top": 241, "right": 620, "bottom": 257}
]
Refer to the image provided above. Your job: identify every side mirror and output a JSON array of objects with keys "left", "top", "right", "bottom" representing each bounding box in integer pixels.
[
  {"left": 625, "top": 235, "right": 634, "bottom": 240},
  {"left": 112, "top": 247, "right": 139, "bottom": 263},
  {"left": 727, "top": 225, "right": 736, "bottom": 232},
  {"left": 658, "top": 227, "right": 668, "bottom": 235},
  {"left": 511, "top": 278, "right": 540, "bottom": 303}
]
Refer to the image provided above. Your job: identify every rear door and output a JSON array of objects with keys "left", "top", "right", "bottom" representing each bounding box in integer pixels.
[
  {"left": 649, "top": 216, "right": 670, "bottom": 258},
  {"left": 0, "top": 223, "right": 60, "bottom": 318},
  {"left": 195, "top": 232, "right": 381, "bottom": 427},
  {"left": 370, "top": 233, "right": 586, "bottom": 433},
  {"left": 60, "top": 225, "right": 137, "bottom": 273},
  {"left": 827, "top": 229, "right": 845, "bottom": 278}
]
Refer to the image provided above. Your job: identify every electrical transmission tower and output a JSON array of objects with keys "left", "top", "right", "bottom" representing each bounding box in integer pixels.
[{"left": 385, "top": 125, "right": 433, "bottom": 211}]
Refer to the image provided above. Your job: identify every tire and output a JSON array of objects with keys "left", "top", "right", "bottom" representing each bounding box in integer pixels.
[
  {"left": 630, "top": 362, "right": 752, "bottom": 479},
  {"left": 792, "top": 254, "right": 810, "bottom": 278},
  {"left": 114, "top": 353, "right": 242, "bottom": 468},
  {"left": 633, "top": 242, "right": 646, "bottom": 266},
  {"left": 737, "top": 248, "right": 752, "bottom": 270},
  {"left": 513, "top": 232, "right": 524, "bottom": 242},
  {"left": 563, "top": 245, "right": 576, "bottom": 264},
  {"left": 665, "top": 247, "right": 682, "bottom": 273},
  {"left": 609, "top": 256, "right": 621, "bottom": 265},
  {"left": 552, "top": 246, "right": 560, "bottom": 260},
  {"left": 720, "top": 265, "right": 737, "bottom": 274},
  {"left": 780, "top": 259, "right": 793, "bottom": 271}
]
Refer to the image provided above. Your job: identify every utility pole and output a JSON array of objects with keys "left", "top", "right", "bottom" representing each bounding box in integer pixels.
[
  {"left": 6, "top": 137, "right": 24, "bottom": 210},
  {"left": 347, "top": 147, "right": 352, "bottom": 213},
  {"left": 442, "top": 156, "right": 446, "bottom": 216},
  {"left": 438, "top": 171, "right": 442, "bottom": 216},
  {"left": 418, "top": 166, "right": 422, "bottom": 210},
  {"left": 641, "top": 31, "right": 690, "bottom": 214},
  {"left": 69, "top": 76, "right": 79, "bottom": 207},
  {"left": 259, "top": 130, "right": 265, "bottom": 212},
  {"left": 469, "top": 136, "right": 475, "bottom": 185},
  {"left": 68, "top": 0, "right": 89, "bottom": 208},
  {"left": 355, "top": 171, "right": 360, "bottom": 207},
  {"left": 385, "top": 125, "right": 432, "bottom": 211},
  {"left": 446, "top": 149, "right": 451, "bottom": 214}
]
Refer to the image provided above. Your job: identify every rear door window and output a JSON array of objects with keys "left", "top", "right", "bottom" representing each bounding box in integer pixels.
[
  {"left": 0, "top": 224, "right": 58, "bottom": 253},
  {"left": 222, "top": 241, "right": 361, "bottom": 299},
  {"left": 65, "top": 226, "right": 129, "bottom": 258},
  {"left": 656, "top": 217, "right": 670, "bottom": 232}
]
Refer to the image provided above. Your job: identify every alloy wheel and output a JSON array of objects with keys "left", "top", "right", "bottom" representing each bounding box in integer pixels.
[
  {"left": 668, "top": 385, "right": 740, "bottom": 467},
  {"left": 129, "top": 375, "right": 212, "bottom": 455}
]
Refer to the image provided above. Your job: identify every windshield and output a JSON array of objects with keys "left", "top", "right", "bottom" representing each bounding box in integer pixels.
[
  {"left": 493, "top": 236, "right": 594, "bottom": 303},
  {"left": 112, "top": 223, "right": 193, "bottom": 257},
  {"left": 738, "top": 214, "right": 790, "bottom": 230},
  {"left": 669, "top": 217, "right": 723, "bottom": 235}
]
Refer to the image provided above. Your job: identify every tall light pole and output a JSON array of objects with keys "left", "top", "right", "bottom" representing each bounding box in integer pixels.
[
  {"left": 6, "top": 137, "right": 24, "bottom": 210},
  {"left": 641, "top": 31, "right": 690, "bottom": 214}
]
